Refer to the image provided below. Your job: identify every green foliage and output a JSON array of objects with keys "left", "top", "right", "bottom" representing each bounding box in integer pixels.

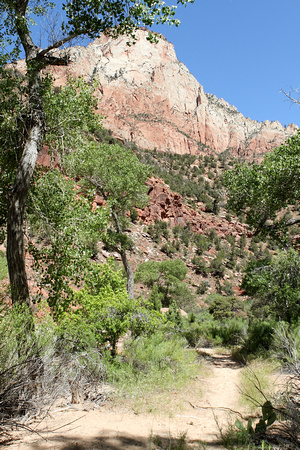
[
  {"left": 148, "top": 220, "right": 169, "bottom": 243},
  {"left": 110, "top": 331, "right": 199, "bottom": 408},
  {"left": 27, "top": 169, "right": 108, "bottom": 316},
  {"left": 193, "top": 233, "right": 211, "bottom": 255},
  {"left": 180, "top": 310, "right": 247, "bottom": 348},
  {"left": 238, "top": 320, "right": 274, "bottom": 357},
  {"left": 209, "top": 254, "right": 226, "bottom": 277},
  {"left": 242, "top": 249, "right": 300, "bottom": 323},
  {"left": 66, "top": 142, "right": 150, "bottom": 214},
  {"left": 196, "top": 280, "right": 210, "bottom": 295},
  {"left": 191, "top": 255, "right": 208, "bottom": 276},
  {"left": 121, "top": 332, "right": 195, "bottom": 374},
  {"left": 65, "top": 142, "right": 150, "bottom": 262},
  {"left": 208, "top": 294, "right": 244, "bottom": 321},
  {"left": 224, "top": 131, "right": 300, "bottom": 237},
  {"left": 59, "top": 261, "right": 164, "bottom": 353},
  {"left": 231, "top": 402, "right": 276, "bottom": 446},
  {"left": 160, "top": 242, "right": 176, "bottom": 257},
  {"left": 1, "top": 0, "right": 191, "bottom": 67},
  {"left": 136, "top": 259, "right": 188, "bottom": 287},
  {"left": 44, "top": 77, "right": 102, "bottom": 155},
  {"left": 135, "top": 259, "right": 195, "bottom": 311}
]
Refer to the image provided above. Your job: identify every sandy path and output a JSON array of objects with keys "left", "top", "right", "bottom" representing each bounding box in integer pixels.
[{"left": 4, "top": 349, "right": 243, "bottom": 449}]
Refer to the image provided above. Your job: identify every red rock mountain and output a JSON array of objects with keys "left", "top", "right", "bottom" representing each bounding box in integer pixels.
[{"left": 17, "top": 29, "right": 297, "bottom": 157}]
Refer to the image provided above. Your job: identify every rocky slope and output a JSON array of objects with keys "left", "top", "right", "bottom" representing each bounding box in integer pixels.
[{"left": 30, "top": 29, "right": 297, "bottom": 158}]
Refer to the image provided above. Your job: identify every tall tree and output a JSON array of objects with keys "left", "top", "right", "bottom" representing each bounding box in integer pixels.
[
  {"left": 65, "top": 142, "right": 150, "bottom": 299},
  {"left": 0, "top": 0, "right": 192, "bottom": 307}
]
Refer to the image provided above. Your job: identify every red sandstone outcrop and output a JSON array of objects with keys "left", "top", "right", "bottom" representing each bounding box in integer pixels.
[
  {"left": 137, "top": 177, "right": 247, "bottom": 238},
  {"left": 16, "top": 30, "right": 297, "bottom": 157}
]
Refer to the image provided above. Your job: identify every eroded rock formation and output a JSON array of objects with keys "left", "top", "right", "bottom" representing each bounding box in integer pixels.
[{"left": 39, "top": 30, "right": 298, "bottom": 158}]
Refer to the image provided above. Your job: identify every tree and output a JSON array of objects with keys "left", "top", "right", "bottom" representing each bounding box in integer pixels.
[
  {"left": 135, "top": 259, "right": 196, "bottom": 311},
  {"left": 242, "top": 249, "right": 300, "bottom": 323},
  {"left": 0, "top": 0, "right": 192, "bottom": 308},
  {"left": 224, "top": 131, "right": 300, "bottom": 238},
  {"left": 65, "top": 142, "right": 150, "bottom": 298}
]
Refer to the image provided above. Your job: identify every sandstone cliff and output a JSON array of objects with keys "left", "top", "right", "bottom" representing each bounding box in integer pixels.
[{"left": 18, "top": 30, "right": 297, "bottom": 157}]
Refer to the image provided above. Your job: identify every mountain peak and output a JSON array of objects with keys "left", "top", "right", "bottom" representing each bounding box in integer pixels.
[{"left": 37, "top": 30, "right": 298, "bottom": 158}]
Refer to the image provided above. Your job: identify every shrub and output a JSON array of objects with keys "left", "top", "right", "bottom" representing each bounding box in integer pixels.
[
  {"left": 243, "top": 249, "right": 300, "bottom": 323},
  {"left": 208, "top": 294, "right": 244, "bottom": 321},
  {"left": 110, "top": 331, "right": 199, "bottom": 407},
  {"left": 196, "top": 281, "right": 210, "bottom": 295},
  {"left": 191, "top": 255, "right": 208, "bottom": 276},
  {"left": 135, "top": 260, "right": 196, "bottom": 311},
  {"left": 210, "top": 256, "right": 225, "bottom": 277},
  {"left": 193, "top": 233, "right": 211, "bottom": 254},
  {"left": 239, "top": 320, "right": 274, "bottom": 356},
  {"left": 0, "top": 304, "right": 107, "bottom": 437},
  {"left": 160, "top": 242, "right": 176, "bottom": 257}
]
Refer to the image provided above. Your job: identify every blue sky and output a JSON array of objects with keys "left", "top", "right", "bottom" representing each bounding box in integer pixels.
[{"left": 154, "top": 0, "right": 300, "bottom": 127}]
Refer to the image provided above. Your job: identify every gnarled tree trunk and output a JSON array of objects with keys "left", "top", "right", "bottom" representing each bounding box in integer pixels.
[{"left": 7, "top": 120, "right": 44, "bottom": 309}]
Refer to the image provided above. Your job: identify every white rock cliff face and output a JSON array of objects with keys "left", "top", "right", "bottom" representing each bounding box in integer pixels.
[{"left": 28, "top": 30, "right": 297, "bottom": 157}]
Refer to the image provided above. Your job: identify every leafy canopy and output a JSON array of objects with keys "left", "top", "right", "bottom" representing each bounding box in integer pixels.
[
  {"left": 28, "top": 169, "right": 109, "bottom": 316},
  {"left": 135, "top": 259, "right": 195, "bottom": 311},
  {"left": 65, "top": 142, "right": 150, "bottom": 213},
  {"left": 59, "top": 261, "right": 164, "bottom": 353},
  {"left": 0, "top": 0, "right": 193, "bottom": 66},
  {"left": 224, "top": 131, "right": 300, "bottom": 236},
  {"left": 242, "top": 249, "right": 300, "bottom": 323}
]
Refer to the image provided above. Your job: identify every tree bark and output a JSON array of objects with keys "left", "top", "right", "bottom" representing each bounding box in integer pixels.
[
  {"left": 7, "top": 112, "right": 44, "bottom": 308},
  {"left": 111, "top": 211, "right": 134, "bottom": 299},
  {"left": 120, "top": 249, "right": 134, "bottom": 300},
  {"left": 6, "top": 54, "right": 45, "bottom": 308}
]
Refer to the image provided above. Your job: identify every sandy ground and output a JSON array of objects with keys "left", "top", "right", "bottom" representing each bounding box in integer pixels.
[{"left": 3, "top": 349, "right": 253, "bottom": 449}]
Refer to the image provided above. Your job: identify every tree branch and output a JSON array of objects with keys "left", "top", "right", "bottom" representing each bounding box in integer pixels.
[
  {"left": 37, "top": 33, "right": 81, "bottom": 59},
  {"left": 255, "top": 216, "right": 300, "bottom": 235}
]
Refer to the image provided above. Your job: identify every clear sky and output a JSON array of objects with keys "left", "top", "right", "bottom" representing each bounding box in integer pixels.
[{"left": 154, "top": 0, "right": 300, "bottom": 127}]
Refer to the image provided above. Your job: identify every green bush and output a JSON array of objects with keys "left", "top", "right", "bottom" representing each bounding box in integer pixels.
[
  {"left": 194, "top": 317, "right": 246, "bottom": 347},
  {"left": 191, "top": 255, "right": 208, "bottom": 276},
  {"left": 208, "top": 294, "right": 244, "bottom": 321},
  {"left": 60, "top": 261, "right": 164, "bottom": 354},
  {"left": 196, "top": 280, "right": 210, "bottom": 295},
  {"left": 240, "top": 320, "right": 274, "bottom": 356},
  {"left": 209, "top": 256, "right": 225, "bottom": 277},
  {"left": 113, "top": 331, "right": 198, "bottom": 390},
  {"left": 135, "top": 259, "right": 195, "bottom": 311},
  {"left": 193, "top": 233, "right": 211, "bottom": 255},
  {"left": 160, "top": 242, "right": 176, "bottom": 257}
]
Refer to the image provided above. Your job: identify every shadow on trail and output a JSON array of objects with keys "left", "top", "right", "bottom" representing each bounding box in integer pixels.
[
  {"left": 17, "top": 433, "right": 224, "bottom": 449},
  {"left": 198, "top": 349, "right": 242, "bottom": 370}
]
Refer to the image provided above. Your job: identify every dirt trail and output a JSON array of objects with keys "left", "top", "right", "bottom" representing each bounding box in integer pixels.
[{"left": 5, "top": 349, "right": 244, "bottom": 449}]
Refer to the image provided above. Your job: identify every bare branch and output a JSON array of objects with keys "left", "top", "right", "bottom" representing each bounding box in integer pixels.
[{"left": 281, "top": 88, "right": 300, "bottom": 106}]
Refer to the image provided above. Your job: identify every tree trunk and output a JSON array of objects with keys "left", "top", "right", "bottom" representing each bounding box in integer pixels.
[
  {"left": 7, "top": 69, "right": 45, "bottom": 308},
  {"left": 120, "top": 249, "right": 134, "bottom": 299},
  {"left": 111, "top": 211, "right": 134, "bottom": 299}
]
